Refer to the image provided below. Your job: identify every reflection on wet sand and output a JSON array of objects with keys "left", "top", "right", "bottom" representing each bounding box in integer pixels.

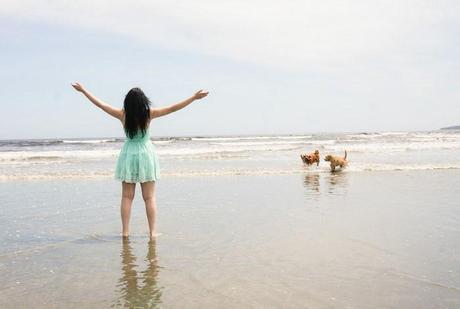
[
  {"left": 302, "top": 172, "right": 349, "bottom": 197},
  {"left": 327, "top": 171, "right": 348, "bottom": 194},
  {"left": 303, "top": 173, "right": 320, "bottom": 195},
  {"left": 112, "top": 238, "right": 162, "bottom": 308}
]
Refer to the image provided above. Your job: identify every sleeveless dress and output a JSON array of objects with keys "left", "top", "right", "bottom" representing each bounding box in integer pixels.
[{"left": 114, "top": 127, "right": 161, "bottom": 183}]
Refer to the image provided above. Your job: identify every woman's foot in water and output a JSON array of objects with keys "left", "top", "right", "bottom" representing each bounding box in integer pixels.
[{"left": 149, "top": 232, "right": 161, "bottom": 240}]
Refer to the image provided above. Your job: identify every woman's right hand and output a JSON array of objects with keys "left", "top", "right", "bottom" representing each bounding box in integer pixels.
[{"left": 71, "top": 82, "right": 85, "bottom": 92}]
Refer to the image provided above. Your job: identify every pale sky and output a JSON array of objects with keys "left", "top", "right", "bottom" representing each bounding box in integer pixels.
[{"left": 1, "top": 1, "right": 459, "bottom": 139}]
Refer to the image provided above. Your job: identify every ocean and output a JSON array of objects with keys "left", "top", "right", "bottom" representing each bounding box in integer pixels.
[{"left": 1, "top": 131, "right": 460, "bottom": 180}]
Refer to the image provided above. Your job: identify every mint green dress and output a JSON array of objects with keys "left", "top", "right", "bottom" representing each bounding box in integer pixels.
[{"left": 115, "top": 127, "right": 160, "bottom": 183}]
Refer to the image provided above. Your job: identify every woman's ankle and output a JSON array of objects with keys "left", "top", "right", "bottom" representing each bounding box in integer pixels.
[{"left": 149, "top": 232, "right": 160, "bottom": 239}]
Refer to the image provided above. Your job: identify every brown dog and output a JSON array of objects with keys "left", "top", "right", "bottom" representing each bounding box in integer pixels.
[
  {"left": 300, "top": 150, "right": 320, "bottom": 166},
  {"left": 324, "top": 150, "right": 348, "bottom": 172}
]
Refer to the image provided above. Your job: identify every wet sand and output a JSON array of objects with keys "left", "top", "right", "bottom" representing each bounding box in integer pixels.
[{"left": 1, "top": 170, "right": 459, "bottom": 308}]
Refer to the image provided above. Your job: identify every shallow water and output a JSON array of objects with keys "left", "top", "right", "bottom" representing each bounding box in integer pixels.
[
  {"left": 1, "top": 131, "right": 460, "bottom": 181},
  {"left": 1, "top": 170, "right": 459, "bottom": 308}
]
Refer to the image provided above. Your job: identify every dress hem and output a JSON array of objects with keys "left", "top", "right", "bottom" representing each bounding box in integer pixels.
[{"left": 114, "top": 176, "right": 160, "bottom": 183}]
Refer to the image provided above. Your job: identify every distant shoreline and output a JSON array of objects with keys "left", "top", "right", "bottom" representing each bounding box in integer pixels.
[
  {"left": 440, "top": 125, "right": 460, "bottom": 130},
  {"left": 0, "top": 130, "right": 451, "bottom": 142}
]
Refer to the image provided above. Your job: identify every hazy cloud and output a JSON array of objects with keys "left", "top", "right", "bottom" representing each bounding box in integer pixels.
[{"left": 2, "top": 1, "right": 459, "bottom": 70}]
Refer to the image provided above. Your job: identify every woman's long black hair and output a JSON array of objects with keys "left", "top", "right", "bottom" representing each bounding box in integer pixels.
[{"left": 123, "top": 88, "right": 151, "bottom": 139}]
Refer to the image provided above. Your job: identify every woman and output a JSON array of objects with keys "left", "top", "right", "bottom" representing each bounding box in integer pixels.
[{"left": 71, "top": 82, "right": 209, "bottom": 239}]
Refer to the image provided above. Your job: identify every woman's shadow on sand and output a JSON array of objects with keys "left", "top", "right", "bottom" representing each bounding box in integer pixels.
[{"left": 112, "top": 238, "right": 163, "bottom": 308}]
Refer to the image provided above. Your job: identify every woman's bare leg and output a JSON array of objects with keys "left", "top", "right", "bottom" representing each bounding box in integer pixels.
[
  {"left": 121, "top": 182, "right": 136, "bottom": 237},
  {"left": 140, "top": 181, "right": 157, "bottom": 239}
]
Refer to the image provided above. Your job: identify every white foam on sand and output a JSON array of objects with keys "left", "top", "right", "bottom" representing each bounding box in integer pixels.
[{"left": 2, "top": 164, "right": 460, "bottom": 181}]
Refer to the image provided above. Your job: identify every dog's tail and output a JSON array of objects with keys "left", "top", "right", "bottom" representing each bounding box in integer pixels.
[{"left": 344, "top": 150, "right": 347, "bottom": 160}]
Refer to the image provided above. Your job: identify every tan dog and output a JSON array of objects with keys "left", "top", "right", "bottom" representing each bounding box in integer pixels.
[
  {"left": 324, "top": 150, "right": 348, "bottom": 172},
  {"left": 300, "top": 150, "right": 320, "bottom": 166}
]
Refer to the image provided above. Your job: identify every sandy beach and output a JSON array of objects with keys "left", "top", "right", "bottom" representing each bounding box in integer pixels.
[{"left": 1, "top": 168, "right": 459, "bottom": 308}]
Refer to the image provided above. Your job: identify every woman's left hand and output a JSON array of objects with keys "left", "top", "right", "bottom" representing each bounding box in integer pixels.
[{"left": 193, "top": 90, "right": 209, "bottom": 100}]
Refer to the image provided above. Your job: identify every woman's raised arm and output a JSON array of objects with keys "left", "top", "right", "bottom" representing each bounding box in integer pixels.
[
  {"left": 150, "top": 90, "right": 209, "bottom": 119},
  {"left": 71, "top": 82, "right": 124, "bottom": 121}
]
